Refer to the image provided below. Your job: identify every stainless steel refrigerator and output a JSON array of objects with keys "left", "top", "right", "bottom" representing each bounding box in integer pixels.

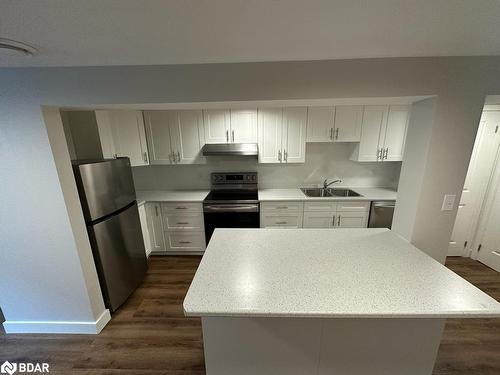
[{"left": 72, "top": 157, "right": 147, "bottom": 312}]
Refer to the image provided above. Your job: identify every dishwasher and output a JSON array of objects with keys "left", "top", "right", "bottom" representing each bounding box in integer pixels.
[{"left": 368, "top": 200, "right": 396, "bottom": 229}]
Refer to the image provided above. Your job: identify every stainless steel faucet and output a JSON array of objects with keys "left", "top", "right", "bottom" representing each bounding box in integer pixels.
[{"left": 323, "top": 179, "right": 342, "bottom": 189}]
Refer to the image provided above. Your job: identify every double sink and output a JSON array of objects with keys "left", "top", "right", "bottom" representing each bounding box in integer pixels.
[{"left": 300, "top": 187, "right": 362, "bottom": 198}]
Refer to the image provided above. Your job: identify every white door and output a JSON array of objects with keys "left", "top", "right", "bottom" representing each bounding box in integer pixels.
[
  {"left": 336, "top": 211, "right": 369, "bottom": 228},
  {"left": 448, "top": 111, "right": 500, "bottom": 256},
  {"left": 258, "top": 108, "right": 283, "bottom": 163},
  {"left": 96, "top": 110, "right": 149, "bottom": 166},
  {"left": 306, "top": 106, "right": 334, "bottom": 142},
  {"left": 169, "top": 110, "right": 205, "bottom": 164},
  {"left": 95, "top": 110, "right": 117, "bottom": 158},
  {"left": 145, "top": 203, "right": 166, "bottom": 253},
  {"left": 476, "top": 165, "right": 500, "bottom": 271},
  {"left": 203, "top": 109, "right": 230, "bottom": 144},
  {"left": 230, "top": 109, "right": 258, "bottom": 143},
  {"left": 282, "top": 107, "right": 307, "bottom": 163},
  {"left": 143, "top": 111, "right": 175, "bottom": 165},
  {"left": 138, "top": 203, "right": 152, "bottom": 257},
  {"left": 356, "top": 106, "right": 388, "bottom": 162},
  {"left": 303, "top": 211, "right": 335, "bottom": 228},
  {"left": 334, "top": 105, "right": 363, "bottom": 142},
  {"left": 383, "top": 105, "right": 410, "bottom": 161}
]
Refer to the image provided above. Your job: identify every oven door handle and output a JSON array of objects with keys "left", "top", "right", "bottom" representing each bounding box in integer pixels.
[{"left": 204, "top": 204, "right": 259, "bottom": 213}]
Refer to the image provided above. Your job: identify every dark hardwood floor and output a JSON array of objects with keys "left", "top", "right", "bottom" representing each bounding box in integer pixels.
[{"left": 1, "top": 256, "right": 499, "bottom": 374}]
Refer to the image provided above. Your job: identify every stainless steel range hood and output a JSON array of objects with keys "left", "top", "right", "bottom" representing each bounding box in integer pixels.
[{"left": 202, "top": 143, "right": 258, "bottom": 156}]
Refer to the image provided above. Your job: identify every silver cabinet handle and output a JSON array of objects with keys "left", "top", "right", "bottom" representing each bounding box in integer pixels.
[
  {"left": 330, "top": 128, "right": 333, "bottom": 140},
  {"left": 232, "top": 130, "right": 235, "bottom": 143},
  {"left": 177, "top": 151, "right": 181, "bottom": 162},
  {"left": 335, "top": 128, "right": 339, "bottom": 140},
  {"left": 179, "top": 241, "right": 192, "bottom": 244},
  {"left": 176, "top": 222, "right": 189, "bottom": 225},
  {"left": 155, "top": 206, "right": 159, "bottom": 216},
  {"left": 276, "top": 221, "right": 288, "bottom": 225},
  {"left": 384, "top": 148, "right": 388, "bottom": 160},
  {"left": 175, "top": 207, "right": 188, "bottom": 210},
  {"left": 143, "top": 151, "right": 148, "bottom": 163},
  {"left": 337, "top": 215, "right": 341, "bottom": 226},
  {"left": 284, "top": 150, "right": 288, "bottom": 162},
  {"left": 376, "top": 148, "right": 382, "bottom": 160},
  {"left": 226, "top": 130, "right": 229, "bottom": 143},
  {"left": 278, "top": 150, "right": 282, "bottom": 162},
  {"left": 276, "top": 206, "right": 288, "bottom": 209},
  {"left": 332, "top": 215, "right": 336, "bottom": 227}
]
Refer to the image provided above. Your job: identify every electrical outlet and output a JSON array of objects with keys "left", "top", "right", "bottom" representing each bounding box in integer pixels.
[{"left": 441, "top": 194, "right": 456, "bottom": 211}]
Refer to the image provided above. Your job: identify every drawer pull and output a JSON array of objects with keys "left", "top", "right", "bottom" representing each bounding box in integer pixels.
[
  {"left": 175, "top": 207, "right": 188, "bottom": 210},
  {"left": 276, "top": 221, "right": 288, "bottom": 224},
  {"left": 276, "top": 206, "right": 289, "bottom": 209},
  {"left": 179, "top": 241, "right": 192, "bottom": 244},
  {"left": 176, "top": 222, "right": 189, "bottom": 225}
]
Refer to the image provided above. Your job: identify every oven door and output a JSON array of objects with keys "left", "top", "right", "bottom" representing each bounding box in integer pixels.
[{"left": 203, "top": 203, "right": 260, "bottom": 244}]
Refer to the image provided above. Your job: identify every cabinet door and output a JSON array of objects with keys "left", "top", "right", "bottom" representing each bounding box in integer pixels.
[
  {"left": 230, "top": 109, "right": 258, "bottom": 143},
  {"left": 258, "top": 108, "right": 283, "bottom": 163},
  {"left": 138, "top": 203, "right": 152, "bottom": 257},
  {"left": 356, "top": 106, "right": 389, "bottom": 162},
  {"left": 336, "top": 211, "right": 369, "bottom": 228},
  {"left": 145, "top": 203, "right": 166, "bottom": 253},
  {"left": 97, "top": 110, "right": 149, "bottom": 166},
  {"left": 203, "top": 109, "right": 230, "bottom": 144},
  {"left": 143, "top": 111, "right": 174, "bottom": 165},
  {"left": 165, "top": 231, "right": 206, "bottom": 252},
  {"left": 95, "top": 110, "right": 117, "bottom": 158},
  {"left": 303, "top": 211, "right": 335, "bottom": 228},
  {"left": 382, "top": 105, "right": 410, "bottom": 161},
  {"left": 169, "top": 110, "right": 205, "bottom": 164},
  {"left": 334, "top": 105, "right": 363, "bottom": 142},
  {"left": 306, "top": 106, "right": 334, "bottom": 142},
  {"left": 282, "top": 107, "right": 307, "bottom": 163}
]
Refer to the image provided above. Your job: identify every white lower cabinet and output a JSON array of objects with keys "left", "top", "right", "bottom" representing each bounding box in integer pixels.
[
  {"left": 138, "top": 203, "right": 152, "bottom": 257},
  {"left": 260, "top": 201, "right": 304, "bottom": 228},
  {"left": 164, "top": 231, "right": 206, "bottom": 252},
  {"left": 162, "top": 202, "right": 206, "bottom": 253},
  {"left": 302, "top": 201, "right": 370, "bottom": 229},
  {"left": 145, "top": 202, "right": 166, "bottom": 254}
]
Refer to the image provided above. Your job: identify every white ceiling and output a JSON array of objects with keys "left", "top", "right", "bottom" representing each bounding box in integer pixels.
[{"left": 1, "top": 0, "right": 500, "bottom": 67}]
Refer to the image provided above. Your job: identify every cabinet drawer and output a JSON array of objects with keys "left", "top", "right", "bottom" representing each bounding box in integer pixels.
[
  {"left": 165, "top": 231, "right": 205, "bottom": 252},
  {"left": 162, "top": 202, "right": 202, "bottom": 213},
  {"left": 304, "top": 201, "right": 337, "bottom": 212},
  {"left": 336, "top": 201, "right": 370, "bottom": 212},
  {"left": 261, "top": 214, "right": 303, "bottom": 228},
  {"left": 303, "top": 211, "right": 335, "bottom": 228},
  {"left": 164, "top": 213, "right": 204, "bottom": 230},
  {"left": 261, "top": 201, "right": 304, "bottom": 212}
]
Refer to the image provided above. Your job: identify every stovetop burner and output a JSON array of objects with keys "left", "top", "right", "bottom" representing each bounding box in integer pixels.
[{"left": 204, "top": 189, "right": 258, "bottom": 203}]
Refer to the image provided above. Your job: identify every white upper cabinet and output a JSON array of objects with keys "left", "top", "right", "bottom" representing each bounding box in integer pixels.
[
  {"left": 258, "top": 107, "right": 307, "bottom": 164},
  {"left": 95, "top": 110, "right": 149, "bottom": 166},
  {"left": 333, "top": 105, "right": 363, "bottom": 142},
  {"left": 144, "top": 110, "right": 205, "bottom": 165},
  {"left": 258, "top": 108, "right": 283, "bottom": 163},
  {"left": 383, "top": 105, "right": 410, "bottom": 161},
  {"left": 306, "top": 106, "right": 335, "bottom": 142},
  {"left": 282, "top": 107, "right": 307, "bottom": 163},
  {"left": 203, "top": 109, "right": 230, "bottom": 144},
  {"left": 351, "top": 105, "right": 410, "bottom": 162},
  {"left": 229, "top": 109, "right": 258, "bottom": 143}
]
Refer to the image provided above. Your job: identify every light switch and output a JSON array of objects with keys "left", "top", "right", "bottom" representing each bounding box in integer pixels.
[{"left": 441, "top": 194, "right": 456, "bottom": 211}]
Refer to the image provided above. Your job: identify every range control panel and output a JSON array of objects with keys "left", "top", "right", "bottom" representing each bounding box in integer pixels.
[{"left": 211, "top": 172, "right": 258, "bottom": 185}]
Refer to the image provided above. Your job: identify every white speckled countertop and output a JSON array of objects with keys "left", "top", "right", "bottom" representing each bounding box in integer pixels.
[
  {"left": 258, "top": 187, "right": 397, "bottom": 201},
  {"left": 183, "top": 228, "right": 500, "bottom": 318},
  {"left": 136, "top": 190, "right": 210, "bottom": 205}
]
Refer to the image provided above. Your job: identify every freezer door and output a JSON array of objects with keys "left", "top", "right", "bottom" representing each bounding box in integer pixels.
[
  {"left": 74, "top": 158, "right": 136, "bottom": 222},
  {"left": 88, "top": 202, "right": 147, "bottom": 312}
]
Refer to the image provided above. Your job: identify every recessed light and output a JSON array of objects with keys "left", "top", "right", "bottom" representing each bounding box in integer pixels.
[{"left": 0, "top": 38, "right": 38, "bottom": 56}]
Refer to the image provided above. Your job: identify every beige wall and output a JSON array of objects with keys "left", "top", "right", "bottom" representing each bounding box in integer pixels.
[{"left": 1, "top": 57, "right": 499, "bottom": 332}]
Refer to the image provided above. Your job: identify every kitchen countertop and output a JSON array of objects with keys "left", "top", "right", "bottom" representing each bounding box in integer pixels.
[
  {"left": 136, "top": 190, "right": 210, "bottom": 205},
  {"left": 258, "top": 187, "right": 397, "bottom": 201},
  {"left": 183, "top": 228, "right": 500, "bottom": 318}
]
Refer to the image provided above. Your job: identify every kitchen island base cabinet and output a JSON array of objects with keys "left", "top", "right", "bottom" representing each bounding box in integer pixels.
[{"left": 202, "top": 317, "right": 445, "bottom": 375}]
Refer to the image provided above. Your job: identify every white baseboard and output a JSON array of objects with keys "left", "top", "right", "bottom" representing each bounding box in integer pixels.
[{"left": 2, "top": 309, "right": 111, "bottom": 334}]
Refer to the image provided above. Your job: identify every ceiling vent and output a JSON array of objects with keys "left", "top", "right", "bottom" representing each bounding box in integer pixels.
[{"left": 0, "top": 38, "right": 38, "bottom": 56}]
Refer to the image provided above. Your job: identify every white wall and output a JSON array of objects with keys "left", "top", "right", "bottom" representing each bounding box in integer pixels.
[
  {"left": 133, "top": 143, "right": 401, "bottom": 190},
  {"left": 1, "top": 57, "right": 499, "bottom": 333}
]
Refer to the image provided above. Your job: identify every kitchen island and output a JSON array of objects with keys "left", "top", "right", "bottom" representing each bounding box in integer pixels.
[{"left": 183, "top": 228, "right": 500, "bottom": 375}]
